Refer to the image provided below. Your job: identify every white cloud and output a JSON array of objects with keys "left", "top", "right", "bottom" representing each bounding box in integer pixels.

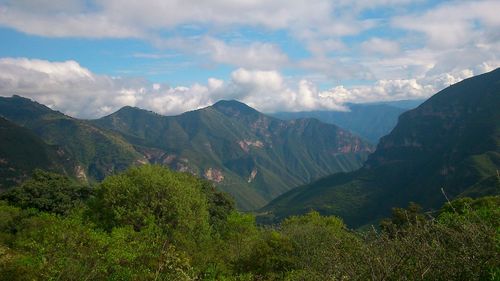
[
  {"left": 0, "top": 0, "right": 363, "bottom": 39},
  {"left": 361, "top": 38, "right": 400, "bottom": 56},
  {"left": 2, "top": 0, "right": 498, "bottom": 85},
  {"left": 392, "top": 1, "right": 500, "bottom": 49},
  {"left": 2, "top": 58, "right": 498, "bottom": 119},
  {"left": 0, "top": 58, "right": 349, "bottom": 117},
  {"left": 0, "top": 58, "right": 146, "bottom": 117},
  {"left": 204, "top": 38, "right": 289, "bottom": 70},
  {"left": 0, "top": 6, "right": 142, "bottom": 38},
  {"left": 143, "top": 36, "right": 290, "bottom": 70},
  {"left": 321, "top": 64, "right": 500, "bottom": 105},
  {"left": 298, "top": 55, "right": 375, "bottom": 82}
]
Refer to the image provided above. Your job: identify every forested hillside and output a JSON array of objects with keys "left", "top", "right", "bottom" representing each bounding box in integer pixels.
[
  {"left": 263, "top": 68, "right": 500, "bottom": 227},
  {"left": 93, "top": 100, "right": 372, "bottom": 209},
  {"left": 0, "top": 96, "right": 372, "bottom": 210},
  {"left": 0, "top": 95, "right": 145, "bottom": 182},
  {"left": 0, "top": 117, "right": 75, "bottom": 190}
]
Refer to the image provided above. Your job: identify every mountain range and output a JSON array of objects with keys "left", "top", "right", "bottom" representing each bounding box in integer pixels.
[
  {"left": 262, "top": 68, "right": 500, "bottom": 227},
  {"left": 0, "top": 97, "right": 373, "bottom": 210},
  {"left": 272, "top": 100, "right": 423, "bottom": 143},
  {"left": 91, "top": 100, "right": 373, "bottom": 209},
  {"left": 3, "top": 68, "right": 498, "bottom": 222}
]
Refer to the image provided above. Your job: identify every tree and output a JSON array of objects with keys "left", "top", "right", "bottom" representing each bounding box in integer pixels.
[
  {"left": 199, "top": 180, "right": 235, "bottom": 232},
  {"left": 280, "top": 212, "right": 363, "bottom": 280},
  {"left": 2, "top": 213, "right": 195, "bottom": 281},
  {"left": 0, "top": 169, "right": 90, "bottom": 215},
  {"left": 87, "top": 164, "right": 213, "bottom": 271},
  {"left": 379, "top": 202, "right": 426, "bottom": 237}
]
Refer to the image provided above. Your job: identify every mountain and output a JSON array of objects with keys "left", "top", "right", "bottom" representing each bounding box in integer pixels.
[
  {"left": 271, "top": 100, "right": 423, "bottom": 143},
  {"left": 374, "top": 99, "right": 424, "bottom": 109},
  {"left": 0, "top": 96, "right": 373, "bottom": 210},
  {"left": 0, "top": 95, "right": 146, "bottom": 183},
  {"left": 262, "top": 69, "right": 500, "bottom": 227},
  {"left": 92, "top": 100, "right": 373, "bottom": 210},
  {"left": 0, "top": 117, "right": 75, "bottom": 190}
]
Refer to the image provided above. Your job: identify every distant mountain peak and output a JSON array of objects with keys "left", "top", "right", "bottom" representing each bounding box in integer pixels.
[
  {"left": 110, "top": 105, "right": 159, "bottom": 118},
  {"left": 0, "top": 95, "right": 64, "bottom": 120},
  {"left": 212, "top": 100, "right": 260, "bottom": 117},
  {"left": 2, "top": 95, "right": 41, "bottom": 106}
]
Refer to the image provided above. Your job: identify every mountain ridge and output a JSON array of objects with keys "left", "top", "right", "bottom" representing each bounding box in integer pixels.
[
  {"left": 0, "top": 96, "right": 373, "bottom": 210},
  {"left": 262, "top": 68, "right": 500, "bottom": 226},
  {"left": 93, "top": 100, "right": 373, "bottom": 209},
  {"left": 271, "top": 101, "right": 422, "bottom": 143}
]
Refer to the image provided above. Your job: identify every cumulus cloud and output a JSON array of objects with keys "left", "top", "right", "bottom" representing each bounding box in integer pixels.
[
  {"left": 203, "top": 38, "right": 289, "bottom": 70},
  {"left": 0, "top": 58, "right": 149, "bottom": 117},
  {"left": 2, "top": 0, "right": 498, "bottom": 85},
  {"left": 1, "top": 58, "right": 498, "bottom": 119},
  {"left": 392, "top": 1, "right": 500, "bottom": 49},
  {"left": 322, "top": 65, "right": 500, "bottom": 105},
  {"left": 0, "top": 58, "right": 346, "bottom": 117},
  {"left": 0, "top": 0, "right": 378, "bottom": 38},
  {"left": 138, "top": 36, "right": 290, "bottom": 70}
]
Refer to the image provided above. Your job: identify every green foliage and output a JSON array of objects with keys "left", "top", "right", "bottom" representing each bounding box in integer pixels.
[
  {"left": 1, "top": 213, "right": 195, "bottom": 281},
  {"left": 0, "top": 164, "right": 498, "bottom": 280},
  {"left": 88, "top": 165, "right": 211, "bottom": 245},
  {"left": 0, "top": 201, "right": 28, "bottom": 245},
  {"left": 362, "top": 198, "right": 500, "bottom": 281},
  {"left": 0, "top": 170, "right": 91, "bottom": 215},
  {"left": 441, "top": 195, "right": 500, "bottom": 216},
  {"left": 380, "top": 202, "right": 427, "bottom": 236},
  {"left": 221, "top": 212, "right": 259, "bottom": 263},
  {"left": 200, "top": 180, "right": 236, "bottom": 231},
  {"left": 235, "top": 230, "right": 294, "bottom": 278},
  {"left": 279, "top": 212, "right": 364, "bottom": 280}
]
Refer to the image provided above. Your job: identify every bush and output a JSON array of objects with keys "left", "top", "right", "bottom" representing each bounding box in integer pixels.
[{"left": 0, "top": 169, "right": 91, "bottom": 215}]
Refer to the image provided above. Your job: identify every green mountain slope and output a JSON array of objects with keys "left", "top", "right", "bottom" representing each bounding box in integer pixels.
[
  {"left": 262, "top": 68, "right": 500, "bottom": 227},
  {"left": 0, "top": 95, "right": 145, "bottom": 182},
  {"left": 0, "top": 117, "right": 74, "bottom": 190},
  {"left": 272, "top": 101, "right": 423, "bottom": 143},
  {"left": 0, "top": 96, "right": 372, "bottom": 210},
  {"left": 93, "top": 100, "right": 373, "bottom": 210}
]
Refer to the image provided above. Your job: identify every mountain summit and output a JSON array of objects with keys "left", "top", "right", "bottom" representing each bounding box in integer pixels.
[
  {"left": 212, "top": 100, "right": 260, "bottom": 117},
  {"left": 93, "top": 101, "right": 373, "bottom": 210}
]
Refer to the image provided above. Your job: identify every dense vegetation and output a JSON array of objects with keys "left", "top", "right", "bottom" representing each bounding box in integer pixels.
[
  {"left": 263, "top": 68, "right": 500, "bottom": 227},
  {"left": 0, "top": 117, "right": 72, "bottom": 189},
  {"left": 0, "top": 165, "right": 498, "bottom": 280}
]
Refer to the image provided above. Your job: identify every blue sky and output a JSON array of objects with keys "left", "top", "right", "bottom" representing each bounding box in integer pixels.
[{"left": 0, "top": 0, "right": 499, "bottom": 118}]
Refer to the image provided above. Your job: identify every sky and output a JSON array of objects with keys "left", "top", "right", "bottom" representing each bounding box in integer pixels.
[{"left": 0, "top": 0, "right": 499, "bottom": 118}]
